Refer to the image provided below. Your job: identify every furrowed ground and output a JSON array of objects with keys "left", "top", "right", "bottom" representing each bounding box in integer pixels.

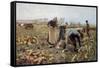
[{"left": 16, "top": 23, "right": 97, "bottom": 65}]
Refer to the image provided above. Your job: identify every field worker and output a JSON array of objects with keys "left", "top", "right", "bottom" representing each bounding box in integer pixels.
[
  {"left": 56, "top": 22, "right": 68, "bottom": 49},
  {"left": 57, "top": 22, "right": 67, "bottom": 41},
  {"left": 47, "top": 17, "right": 58, "bottom": 47},
  {"left": 85, "top": 20, "right": 90, "bottom": 38},
  {"left": 66, "top": 28, "right": 82, "bottom": 51}
]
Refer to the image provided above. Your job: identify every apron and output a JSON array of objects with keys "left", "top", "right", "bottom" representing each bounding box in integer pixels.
[{"left": 48, "top": 26, "right": 58, "bottom": 45}]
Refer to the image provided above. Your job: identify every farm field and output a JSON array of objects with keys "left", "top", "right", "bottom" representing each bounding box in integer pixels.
[{"left": 16, "top": 22, "right": 97, "bottom": 65}]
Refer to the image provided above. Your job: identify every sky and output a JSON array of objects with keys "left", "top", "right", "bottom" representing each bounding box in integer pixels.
[{"left": 16, "top": 3, "right": 96, "bottom": 24}]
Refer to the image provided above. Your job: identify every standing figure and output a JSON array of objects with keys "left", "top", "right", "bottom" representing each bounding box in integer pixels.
[
  {"left": 85, "top": 20, "right": 90, "bottom": 38},
  {"left": 56, "top": 25, "right": 67, "bottom": 49},
  {"left": 47, "top": 17, "right": 58, "bottom": 47}
]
